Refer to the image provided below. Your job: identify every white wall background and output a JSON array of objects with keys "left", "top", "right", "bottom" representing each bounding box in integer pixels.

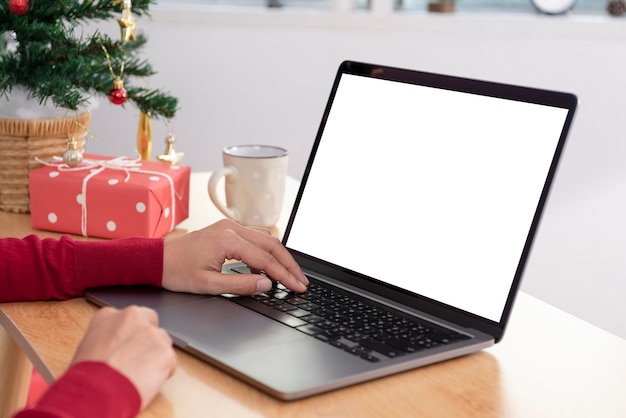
[{"left": 86, "top": 6, "right": 626, "bottom": 340}]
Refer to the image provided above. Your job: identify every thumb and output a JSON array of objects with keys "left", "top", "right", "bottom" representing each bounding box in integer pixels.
[{"left": 203, "top": 272, "right": 273, "bottom": 295}]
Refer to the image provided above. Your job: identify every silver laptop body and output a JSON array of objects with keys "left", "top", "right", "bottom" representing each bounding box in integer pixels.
[{"left": 87, "top": 61, "right": 577, "bottom": 400}]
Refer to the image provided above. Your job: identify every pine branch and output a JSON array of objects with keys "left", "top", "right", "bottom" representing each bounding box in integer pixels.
[
  {"left": 0, "top": 0, "right": 156, "bottom": 26},
  {"left": 0, "top": 0, "right": 178, "bottom": 120},
  {"left": 122, "top": 87, "right": 178, "bottom": 119}
]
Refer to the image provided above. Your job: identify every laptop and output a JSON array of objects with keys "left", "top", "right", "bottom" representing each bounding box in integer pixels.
[{"left": 86, "top": 60, "right": 577, "bottom": 400}]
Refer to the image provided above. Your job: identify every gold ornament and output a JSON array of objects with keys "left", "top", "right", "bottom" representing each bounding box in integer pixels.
[
  {"left": 157, "top": 133, "right": 184, "bottom": 164},
  {"left": 137, "top": 111, "right": 153, "bottom": 160},
  {"left": 118, "top": 0, "right": 136, "bottom": 43},
  {"left": 63, "top": 136, "right": 83, "bottom": 167}
]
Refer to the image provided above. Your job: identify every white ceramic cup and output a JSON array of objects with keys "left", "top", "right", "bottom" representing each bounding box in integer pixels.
[{"left": 208, "top": 145, "right": 288, "bottom": 227}]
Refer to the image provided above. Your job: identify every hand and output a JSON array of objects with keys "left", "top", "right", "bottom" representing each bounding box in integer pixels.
[
  {"left": 71, "top": 306, "right": 177, "bottom": 411},
  {"left": 162, "top": 219, "right": 309, "bottom": 295}
]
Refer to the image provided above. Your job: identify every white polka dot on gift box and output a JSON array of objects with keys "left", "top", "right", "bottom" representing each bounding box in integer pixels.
[{"left": 45, "top": 171, "right": 61, "bottom": 224}]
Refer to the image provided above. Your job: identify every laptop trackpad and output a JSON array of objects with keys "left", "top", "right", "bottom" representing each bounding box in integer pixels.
[{"left": 157, "top": 297, "right": 307, "bottom": 357}]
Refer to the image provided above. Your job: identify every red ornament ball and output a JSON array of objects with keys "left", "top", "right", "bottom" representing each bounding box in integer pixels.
[
  {"left": 109, "top": 88, "right": 128, "bottom": 105},
  {"left": 9, "top": 0, "right": 29, "bottom": 15}
]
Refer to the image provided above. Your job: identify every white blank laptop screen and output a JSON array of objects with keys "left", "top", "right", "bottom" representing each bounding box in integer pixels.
[{"left": 286, "top": 74, "right": 569, "bottom": 323}]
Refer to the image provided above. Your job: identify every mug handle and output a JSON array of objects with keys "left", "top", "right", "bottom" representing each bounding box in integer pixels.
[{"left": 208, "top": 166, "right": 242, "bottom": 223}]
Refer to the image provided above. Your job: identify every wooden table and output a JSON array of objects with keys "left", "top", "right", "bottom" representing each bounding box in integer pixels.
[{"left": 2, "top": 173, "right": 626, "bottom": 418}]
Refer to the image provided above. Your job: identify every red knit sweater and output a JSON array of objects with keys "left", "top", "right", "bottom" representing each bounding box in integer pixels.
[{"left": 1, "top": 234, "right": 164, "bottom": 418}]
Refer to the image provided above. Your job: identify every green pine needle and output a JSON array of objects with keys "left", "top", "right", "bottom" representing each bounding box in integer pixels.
[{"left": 0, "top": 0, "right": 178, "bottom": 120}]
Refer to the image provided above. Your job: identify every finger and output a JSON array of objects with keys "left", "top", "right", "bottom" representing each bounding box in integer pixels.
[
  {"left": 213, "top": 219, "right": 270, "bottom": 236},
  {"left": 198, "top": 271, "right": 273, "bottom": 295},
  {"left": 87, "top": 306, "right": 122, "bottom": 338},
  {"left": 246, "top": 226, "right": 272, "bottom": 235},
  {"left": 228, "top": 225, "right": 309, "bottom": 288},
  {"left": 108, "top": 325, "right": 177, "bottom": 411},
  {"left": 132, "top": 305, "right": 160, "bottom": 327},
  {"left": 223, "top": 235, "right": 307, "bottom": 293},
  {"left": 108, "top": 306, "right": 160, "bottom": 343},
  {"left": 92, "top": 305, "right": 118, "bottom": 322}
]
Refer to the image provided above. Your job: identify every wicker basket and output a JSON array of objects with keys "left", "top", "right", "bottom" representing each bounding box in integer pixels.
[{"left": 0, "top": 112, "right": 90, "bottom": 213}]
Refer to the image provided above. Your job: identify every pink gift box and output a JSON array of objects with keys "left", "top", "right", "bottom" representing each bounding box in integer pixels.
[{"left": 29, "top": 154, "right": 190, "bottom": 239}]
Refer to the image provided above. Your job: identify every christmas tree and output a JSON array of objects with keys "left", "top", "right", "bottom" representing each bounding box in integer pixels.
[{"left": 0, "top": 0, "right": 178, "bottom": 120}]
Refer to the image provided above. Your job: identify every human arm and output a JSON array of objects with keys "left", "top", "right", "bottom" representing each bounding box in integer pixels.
[
  {"left": 0, "top": 234, "right": 163, "bottom": 302},
  {"left": 4, "top": 220, "right": 307, "bottom": 417},
  {"left": 13, "top": 362, "right": 141, "bottom": 418},
  {"left": 0, "top": 219, "right": 307, "bottom": 303},
  {"left": 13, "top": 305, "right": 176, "bottom": 418}
]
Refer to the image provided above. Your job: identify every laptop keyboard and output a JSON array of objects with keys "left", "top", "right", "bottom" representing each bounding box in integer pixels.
[{"left": 229, "top": 272, "right": 470, "bottom": 363}]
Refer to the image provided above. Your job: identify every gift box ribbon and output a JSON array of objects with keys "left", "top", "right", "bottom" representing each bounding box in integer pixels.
[{"left": 36, "top": 156, "right": 177, "bottom": 237}]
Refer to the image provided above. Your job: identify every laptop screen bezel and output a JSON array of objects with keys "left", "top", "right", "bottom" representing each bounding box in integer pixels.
[{"left": 283, "top": 60, "right": 577, "bottom": 342}]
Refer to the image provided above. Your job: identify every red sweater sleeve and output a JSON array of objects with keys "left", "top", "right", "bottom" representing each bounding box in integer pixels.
[
  {"left": 13, "top": 361, "right": 141, "bottom": 418},
  {"left": 0, "top": 235, "right": 164, "bottom": 302}
]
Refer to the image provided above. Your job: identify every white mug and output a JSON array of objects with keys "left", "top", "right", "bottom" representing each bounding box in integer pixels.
[{"left": 208, "top": 145, "right": 288, "bottom": 227}]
